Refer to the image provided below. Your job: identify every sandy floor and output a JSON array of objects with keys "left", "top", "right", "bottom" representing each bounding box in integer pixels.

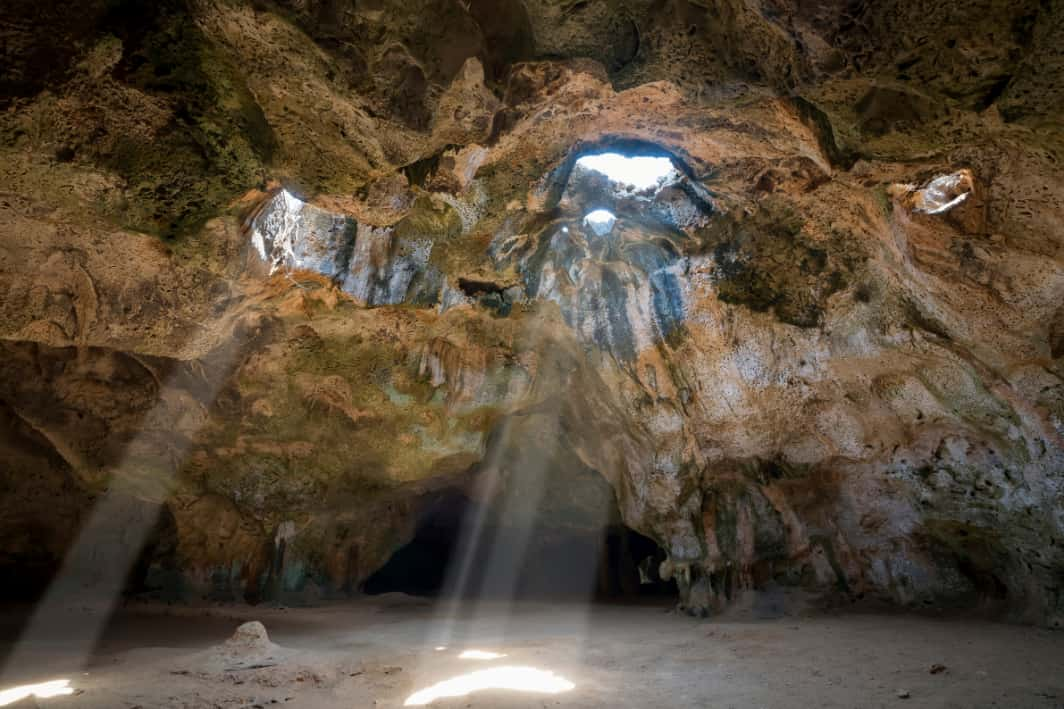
[{"left": 0, "top": 595, "right": 1062, "bottom": 708}]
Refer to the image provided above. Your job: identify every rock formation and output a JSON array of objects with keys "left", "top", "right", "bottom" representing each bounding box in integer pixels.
[{"left": 1, "top": 0, "right": 1062, "bottom": 625}]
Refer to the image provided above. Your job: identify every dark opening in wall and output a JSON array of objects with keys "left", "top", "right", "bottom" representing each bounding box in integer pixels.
[
  {"left": 362, "top": 493, "right": 676, "bottom": 602},
  {"left": 597, "top": 526, "right": 677, "bottom": 601},
  {"left": 363, "top": 491, "right": 475, "bottom": 597}
]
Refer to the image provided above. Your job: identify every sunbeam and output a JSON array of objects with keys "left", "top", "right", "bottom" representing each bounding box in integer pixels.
[{"left": 0, "top": 302, "right": 250, "bottom": 685}]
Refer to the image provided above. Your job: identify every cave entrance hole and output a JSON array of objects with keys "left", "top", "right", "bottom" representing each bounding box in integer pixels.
[{"left": 362, "top": 491, "right": 676, "bottom": 602}]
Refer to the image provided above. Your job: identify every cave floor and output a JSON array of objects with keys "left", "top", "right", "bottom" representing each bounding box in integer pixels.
[{"left": 1, "top": 596, "right": 1062, "bottom": 708}]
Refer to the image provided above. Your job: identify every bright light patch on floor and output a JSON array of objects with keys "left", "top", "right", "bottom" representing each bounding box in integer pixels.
[
  {"left": 404, "top": 666, "right": 575, "bottom": 706},
  {"left": 0, "top": 679, "right": 74, "bottom": 706},
  {"left": 575, "top": 153, "right": 675, "bottom": 190},
  {"left": 583, "top": 209, "right": 617, "bottom": 236},
  {"left": 458, "top": 649, "right": 507, "bottom": 660}
]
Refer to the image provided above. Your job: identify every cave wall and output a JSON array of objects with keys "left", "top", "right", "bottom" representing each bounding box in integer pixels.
[{"left": 0, "top": 0, "right": 1062, "bottom": 624}]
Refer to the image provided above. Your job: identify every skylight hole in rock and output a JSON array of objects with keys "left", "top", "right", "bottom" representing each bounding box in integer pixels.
[
  {"left": 914, "top": 170, "right": 973, "bottom": 214},
  {"left": 584, "top": 208, "right": 617, "bottom": 235},
  {"left": 575, "top": 153, "right": 677, "bottom": 190}
]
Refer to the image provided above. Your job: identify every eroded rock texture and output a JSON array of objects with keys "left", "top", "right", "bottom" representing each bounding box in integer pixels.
[{"left": 1, "top": 0, "right": 1062, "bottom": 624}]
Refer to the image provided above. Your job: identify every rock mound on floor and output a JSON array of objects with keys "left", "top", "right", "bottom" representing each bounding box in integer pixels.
[{"left": 223, "top": 621, "right": 274, "bottom": 655}]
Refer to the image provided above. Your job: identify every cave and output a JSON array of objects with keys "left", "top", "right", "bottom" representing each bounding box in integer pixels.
[{"left": 2, "top": 0, "right": 1064, "bottom": 706}]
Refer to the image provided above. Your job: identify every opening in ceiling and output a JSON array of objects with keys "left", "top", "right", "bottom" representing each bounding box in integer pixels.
[
  {"left": 914, "top": 171, "right": 972, "bottom": 214},
  {"left": 575, "top": 153, "right": 677, "bottom": 190},
  {"left": 583, "top": 208, "right": 617, "bottom": 235}
]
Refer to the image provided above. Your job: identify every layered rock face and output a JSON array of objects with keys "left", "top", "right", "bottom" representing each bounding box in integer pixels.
[{"left": 1, "top": 0, "right": 1062, "bottom": 624}]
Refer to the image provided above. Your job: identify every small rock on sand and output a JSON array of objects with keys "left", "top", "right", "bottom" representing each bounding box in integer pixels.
[{"left": 225, "top": 621, "right": 273, "bottom": 654}]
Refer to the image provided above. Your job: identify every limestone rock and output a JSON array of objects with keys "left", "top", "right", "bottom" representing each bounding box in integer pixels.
[
  {"left": 223, "top": 621, "right": 275, "bottom": 657},
  {"left": 1, "top": 0, "right": 1062, "bottom": 628}
]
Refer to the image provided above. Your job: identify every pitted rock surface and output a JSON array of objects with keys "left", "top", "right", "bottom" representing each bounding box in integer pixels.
[{"left": 0, "top": 0, "right": 1062, "bottom": 626}]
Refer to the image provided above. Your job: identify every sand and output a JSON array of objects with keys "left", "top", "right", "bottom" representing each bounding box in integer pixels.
[{"left": 1, "top": 595, "right": 1062, "bottom": 708}]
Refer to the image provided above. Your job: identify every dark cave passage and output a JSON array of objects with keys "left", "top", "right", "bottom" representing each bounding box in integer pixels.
[
  {"left": 362, "top": 492, "right": 676, "bottom": 601},
  {"left": 362, "top": 492, "right": 471, "bottom": 597},
  {"left": 597, "top": 525, "right": 677, "bottom": 601}
]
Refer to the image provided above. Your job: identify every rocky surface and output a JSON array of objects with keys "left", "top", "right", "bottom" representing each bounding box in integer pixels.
[{"left": 1, "top": 0, "right": 1062, "bottom": 625}]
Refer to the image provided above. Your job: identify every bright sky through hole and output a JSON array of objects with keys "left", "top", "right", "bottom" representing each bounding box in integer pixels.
[
  {"left": 575, "top": 153, "right": 675, "bottom": 190},
  {"left": 583, "top": 209, "right": 617, "bottom": 235},
  {"left": 404, "top": 666, "right": 575, "bottom": 706},
  {"left": 916, "top": 172, "right": 971, "bottom": 215}
]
